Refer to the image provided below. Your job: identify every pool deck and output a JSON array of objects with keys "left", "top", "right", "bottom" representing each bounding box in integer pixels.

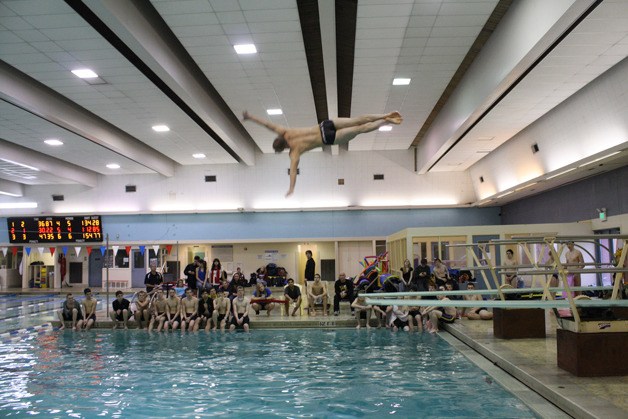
[
  {"left": 443, "top": 313, "right": 628, "bottom": 419},
  {"left": 6, "top": 287, "right": 628, "bottom": 418}
]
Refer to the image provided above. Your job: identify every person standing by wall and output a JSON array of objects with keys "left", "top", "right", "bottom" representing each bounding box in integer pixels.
[{"left": 304, "top": 250, "right": 315, "bottom": 285}]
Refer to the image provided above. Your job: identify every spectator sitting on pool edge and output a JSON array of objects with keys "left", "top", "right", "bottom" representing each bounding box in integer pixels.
[
  {"left": 109, "top": 290, "right": 131, "bottom": 329},
  {"left": 283, "top": 278, "right": 302, "bottom": 317},
  {"left": 57, "top": 293, "right": 84, "bottom": 330},
  {"left": 82, "top": 288, "right": 97, "bottom": 331},
  {"left": 230, "top": 286, "right": 250, "bottom": 332}
]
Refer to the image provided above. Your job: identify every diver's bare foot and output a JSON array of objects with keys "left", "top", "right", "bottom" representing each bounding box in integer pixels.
[
  {"left": 112, "top": 323, "right": 118, "bottom": 330},
  {"left": 366, "top": 324, "right": 371, "bottom": 329},
  {"left": 356, "top": 324, "right": 361, "bottom": 329},
  {"left": 310, "top": 310, "right": 316, "bottom": 317},
  {"left": 385, "top": 111, "right": 402, "bottom": 124},
  {"left": 59, "top": 324, "right": 65, "bottom": 330}
]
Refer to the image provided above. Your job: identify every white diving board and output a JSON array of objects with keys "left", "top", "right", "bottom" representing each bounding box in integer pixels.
[{"left": 363, "top": 297, "right": 628, "bottom": 309}]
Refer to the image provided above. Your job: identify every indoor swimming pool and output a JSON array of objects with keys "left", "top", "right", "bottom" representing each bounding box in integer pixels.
[{"left": 0, "top": 329, "right": 540, "bottom": 418}]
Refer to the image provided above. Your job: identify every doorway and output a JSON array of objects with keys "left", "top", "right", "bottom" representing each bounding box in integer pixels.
[
  {"left": 69, "top": 262, "right": 82, "bottom": 284},
  {"left": 88, "top": 250, "right": 103, "bottom": 287}
]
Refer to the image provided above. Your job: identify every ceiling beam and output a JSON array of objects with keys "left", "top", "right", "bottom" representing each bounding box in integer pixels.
[
  {"left": 0, "top": 178, "right": 24, "bottom": 197},
  {"left": 0, "top": 138, "right": 100, "bottom": 187},
  {"left": 0, "top": 60, "right": 176, "bottom": 177},
  {"left": 415, "top": 0, "right": 601, "bottom": 174},
  {"left": 298, "top": 0, "right": 328, "bottom": 123},
  {"left": 335, "top": 0, "right": 357, "bottom": 118},
  {"left": 75, "top": 0, "right": 257, "bottom": 166}
]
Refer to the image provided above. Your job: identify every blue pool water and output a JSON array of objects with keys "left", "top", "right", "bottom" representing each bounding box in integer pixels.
[{"left": 0, "top": 329, "right": 539, "bottom": 418}]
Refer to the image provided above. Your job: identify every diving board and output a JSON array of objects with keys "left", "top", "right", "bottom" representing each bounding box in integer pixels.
[{"left": 363, "top": 297, "right": 628, "bottom": 309}]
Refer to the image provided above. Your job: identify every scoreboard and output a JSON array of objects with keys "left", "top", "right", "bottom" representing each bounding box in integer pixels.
[{"left": 7, "top": 216, "right": 103, "bottom": 244}]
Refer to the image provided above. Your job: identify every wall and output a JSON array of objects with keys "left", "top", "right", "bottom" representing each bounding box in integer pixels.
[
  {"left": 0, "top": 207, "right": 501, "bottom": 244},
  {"left": 0, "top": 149, "right": 477, "bottom": 216},
  {"left": 501, "top": 166, "right": 628, "bottom": 225}
]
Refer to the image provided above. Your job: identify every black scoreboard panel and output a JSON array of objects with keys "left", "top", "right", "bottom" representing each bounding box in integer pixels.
[{"left": 7, "top": 216, "right": 103, "bottom": 244}]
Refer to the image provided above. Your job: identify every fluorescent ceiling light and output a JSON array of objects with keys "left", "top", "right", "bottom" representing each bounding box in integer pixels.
[
  {"left": 378, "top": 125, "right": 392, "bottom": 132},
  {"left": 477, "top": 199, "right": 493, "bottom": 206},
  {"left": 71, "top": 68, "right": 98, "bottom": 79},
  {"left": 546, "top": 167, "right": 575, "bottom": 180},
  {"left": 106, "top": 163, "right": 120, "bottom": 169},
  {"left": 192, "top": 153, "right": 206, "bottom": 159},
  {"left": 234, "top": 44, "right": 257, "bottom": 54},
  {"left": 0, "top": 158, "right": 39, "bottom": 171},
  {"left": 0, "top": 191, "right": 22, "bottom": 197},
  {"left": 266, "top": 108, "right": 283, "bottom": 115},
  {"left": 578, "top": 151, "right": 621, "bottom": 168},
  {"left": 44, "top": 139, "right": 64, "bottom": 146},
  {"left": 496, "top": 191, "right": 514, "bottom": 198},
  {"left": 392, "top": 78, "right": 411, "bottom": 85},
  {"left": 0, "top": 202, "right": 38, "bottom": 209},
  {"left": 152, "top": 125, "right": 170, "bottom": 132},
  {"left": 515, "top": 182, "right": 538, "bottom": 191}
]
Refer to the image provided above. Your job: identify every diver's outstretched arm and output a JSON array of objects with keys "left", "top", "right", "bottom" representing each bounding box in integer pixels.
[{"left": 243, "top": 111, "right": 287, "bottom": 135}]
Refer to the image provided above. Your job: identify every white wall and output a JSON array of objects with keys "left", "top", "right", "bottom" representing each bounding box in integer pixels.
[
  {"left": 8, "top": 149, "right": 475, "bottom": 216},
  {"left": 471, "top": 57, "right": 628, "bottom": 200}
]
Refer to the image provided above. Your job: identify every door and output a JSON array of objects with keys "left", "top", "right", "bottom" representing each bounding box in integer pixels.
[
  {"left": 69, "top": 262, "right": 82, "bottom": 284},
  {"left": 131, "top": 250, "right": 146, "bottom": 288},
  {"left": 88, "top": 249, "right": 103, "bottom": 287},
  {"left": 338, "top": 241, "right": 373, "bottom": 280}
]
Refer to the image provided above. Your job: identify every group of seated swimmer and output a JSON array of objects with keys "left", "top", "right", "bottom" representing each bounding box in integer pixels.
[
  {"left": 350, "top": 281, "right": 493, "bottom": 333},
  {"left": 57, "top": 279, "right": 305, "bottom": 333},
  {"left": 57, "top": 277, "right": 493, "bottom": 333}
]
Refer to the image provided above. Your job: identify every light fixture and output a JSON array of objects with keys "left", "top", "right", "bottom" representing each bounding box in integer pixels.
[
  {"left": 515, "top": 182, "right": 538, "bottom": 191},
  {"left": 0, "top": 191, "right": 22, "bottom": 197},
  {"left": 496, "top": 191, "right": 514, "bottom": 198},
  {"left": 71, "top": 68, "right": 98, "bottom": 79},
  {"left": 234, "top": 44, "right": 257, "bottom": 54},
  {"left": 378, "top": 125, "right": 392, "bottom": 132},
  {"left": 546, "top": 167, "right": 575, "bottom": 180},
  {"left": 44, "top": 139, "right": 64, "bottom": 146},
  {"left": 266, "top": 108, "right": 283, "bottom": 115},
  {"left": 106, "top": 163, "right": 120, "bottom": 169},
  {"left": 152, "top": 125, "right": 170, "bottom": 132},
  {"left": 192, "top": 153, "right": 206, "bottom": 159},
  {"left": 578, "top": 151, "right": 621, "bottom": 168},
  {"left": 0, "top": 158, "right": 40, "bottom": 171},
  {"left": 0, "top": 202, "right": 38, "bottom": 209},
  {"left": 392, "top": 78, "right": 411, "bottom": 85}
]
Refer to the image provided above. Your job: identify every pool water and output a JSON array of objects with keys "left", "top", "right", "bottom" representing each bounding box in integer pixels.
[{"left": 0, "top": 329, "right": 539, "bottom": 418}]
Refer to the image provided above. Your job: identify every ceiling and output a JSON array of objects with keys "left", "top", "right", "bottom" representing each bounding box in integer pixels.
[{"left": 0, "top": 0, "right": 626, "bottom": 209}]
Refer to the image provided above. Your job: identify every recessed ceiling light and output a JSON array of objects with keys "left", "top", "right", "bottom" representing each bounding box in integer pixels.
[
  {"left": 192, "top": 153, "right": 206, "bottom": 159},
  {"left": 152, "top": 125, "right": 170, "bottom": 132},
  {"left": 106, "top": 163, "right": 120, "bottom": 169},
  {"left": 234, "top": 44, "right": 257, "bottom": 54},
  {"left": 392, "top": 78, "right": 411, "bottom": 85},
  {"left": 0, "top": 158, "right": 39, "bottom": 171},
  {"left": 44, "top": 139, "right": 64, "bottom": 146},
  {"left": 71, "top": 68, "right": 98, "bottom": 79},
  {"left": 266, "top": 108, "right": 283, "bottom": 115},
  {"left": 378, "top": 125, "right": 392, "bottom": 132}
]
